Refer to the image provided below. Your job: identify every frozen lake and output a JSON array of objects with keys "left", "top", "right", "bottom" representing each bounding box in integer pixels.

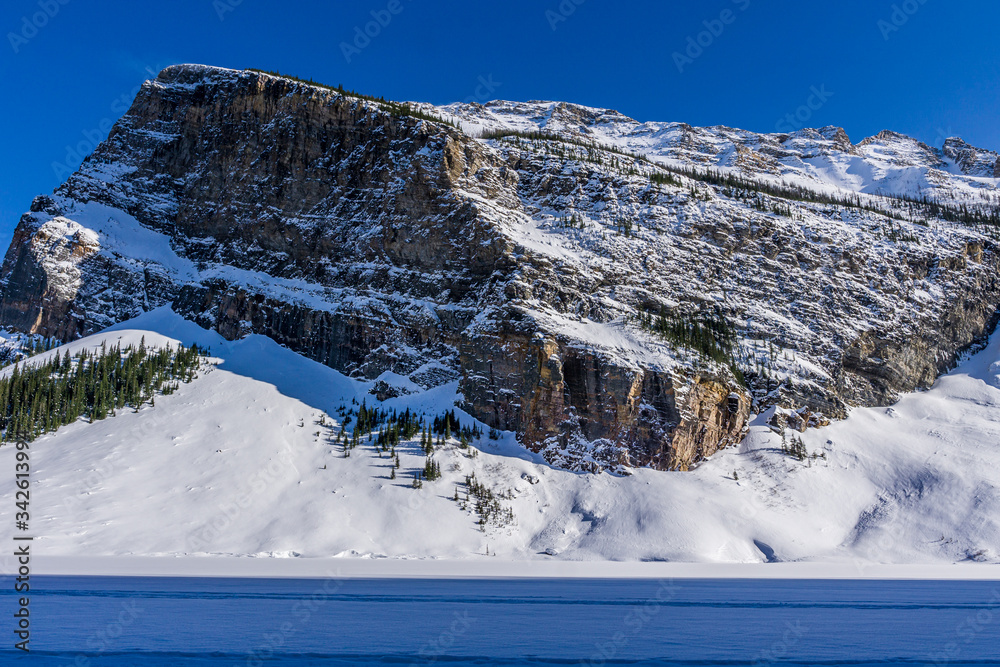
[{"left": 2, "top": 576, "right": 999, "bottom": 665}]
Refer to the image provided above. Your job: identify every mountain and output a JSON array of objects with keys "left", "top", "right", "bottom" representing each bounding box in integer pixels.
[
  {"left": 1, "top": 306, "right": 998, "bottom": 563},
  {"left": 1, "top": 64, "right": 999, "bottom": 476}
]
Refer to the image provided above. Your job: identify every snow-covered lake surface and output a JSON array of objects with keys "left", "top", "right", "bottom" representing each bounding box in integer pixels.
[{"left": 2, "top": 575, "right": 999, "bottom": 665}]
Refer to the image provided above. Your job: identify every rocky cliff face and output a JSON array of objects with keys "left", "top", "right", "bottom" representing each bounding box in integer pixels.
[
  {"left": 944, "top": 137, "right": 1000, "bottom": 178},
  {"left": 2, "top": 65, "right": 999, "bottom": 472}
]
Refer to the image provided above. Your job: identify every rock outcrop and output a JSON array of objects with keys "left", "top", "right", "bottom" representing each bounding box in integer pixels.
[
  {"left": 943, "top": 137, "right": 1000, "bottom": 178},
  {"left": 2, "top": 64, "right": 999, "bottom": 471}
]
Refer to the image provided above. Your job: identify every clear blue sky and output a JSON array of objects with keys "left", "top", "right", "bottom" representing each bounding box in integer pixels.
[{"left": 2, "top": 0, "right": 998, "bottom": 251}]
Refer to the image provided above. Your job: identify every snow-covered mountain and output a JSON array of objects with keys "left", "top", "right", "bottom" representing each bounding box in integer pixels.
[
  {"left": 431, "top": 99, "right": 1000, "bottom": 207},
  {"left": 1, "top": 63, "right": 999, "bottom": 478},
  {"left": 1, "top": 306, "right": 998, "bottom": 564}
]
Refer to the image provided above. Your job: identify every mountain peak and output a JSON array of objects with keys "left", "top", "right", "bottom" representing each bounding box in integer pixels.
[
  {"left": 818, "top": 125, "right": 852, "bottom": 146},
  {"left": 942, "top": 136, "right": 1000, "bottom": 177},
  {"left": 156, "top": 63, "right": 244, "bottom": 81},
  {"left": 859, "top": 129, "right": 918, "bottom": 146}
]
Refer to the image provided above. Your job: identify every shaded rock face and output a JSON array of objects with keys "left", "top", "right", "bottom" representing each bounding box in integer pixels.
[
  {"left": 0, "top": 196, "right": 174, "bottom": 340},
  {"left": 1, "top": 64, "right": 998, "bottom": 472},
  {"left": 943, "top": 138, "right": 1000, "bottom": 178},
  {"left": 0, "top": 209, "right": 79, "bottom": 337},
  {"left": 173, "top": 282, "right": 468, "bottom": 379},
  {"left": 827, "top": 244, "right": 1000, "bottom": 407}
]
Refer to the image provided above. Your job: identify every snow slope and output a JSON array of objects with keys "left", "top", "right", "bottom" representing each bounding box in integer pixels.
[{"left": 1, "top": 307, "right": 999, "bottom": 567}]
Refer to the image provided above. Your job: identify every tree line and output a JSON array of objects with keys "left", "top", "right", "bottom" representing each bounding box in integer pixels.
[
  {"left": 246, "top": 68, "right": 458, "bottom": 128},
  {"left": 0, "top": 340, "right": 204, "bottom": 442}
]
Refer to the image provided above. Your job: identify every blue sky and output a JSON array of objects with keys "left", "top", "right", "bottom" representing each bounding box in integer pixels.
[{"left": 1, "top": 0, "right": 998, "bottom": 250}]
